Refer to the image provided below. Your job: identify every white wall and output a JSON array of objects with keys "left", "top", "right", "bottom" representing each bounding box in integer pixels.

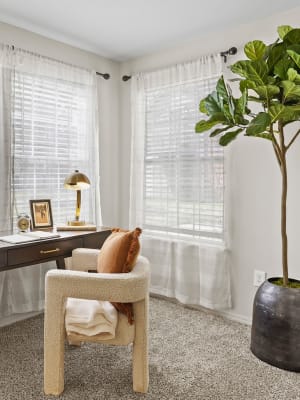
[
  {"left": 119, "top": 6, "right": 300, "bottom": 323},
  {"left": 0, "top": 21, "right": 121, "bottom": 226}
]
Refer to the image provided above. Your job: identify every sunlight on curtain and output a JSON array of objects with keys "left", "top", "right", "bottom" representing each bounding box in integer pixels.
[
  {"left": 0, "top": 45, "right": 101, "bottom": 322},
  {"left": 130, "top": 54, "right": 231, "bottom": 310}
]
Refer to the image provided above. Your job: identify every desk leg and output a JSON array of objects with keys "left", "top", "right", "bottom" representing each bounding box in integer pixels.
[{"left": 56, "top": 257, "right": 65, "bottom": 269}]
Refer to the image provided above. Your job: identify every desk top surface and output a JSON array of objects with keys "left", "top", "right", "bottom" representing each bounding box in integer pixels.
[{"left": 0, "top": 227, "right": 111, "bottom": 250}]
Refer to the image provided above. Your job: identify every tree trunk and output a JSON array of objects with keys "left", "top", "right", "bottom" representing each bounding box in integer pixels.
[{"left": 280, "top": 147, "right": 289, "bottom": 287}]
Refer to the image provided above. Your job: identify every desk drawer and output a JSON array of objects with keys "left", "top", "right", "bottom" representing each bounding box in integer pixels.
[
  {"left": 0, "top": 251, "right": 6, "bottom": 268},
  {"left": 7, "top": 238, "right": 83, "bottom": 266}
]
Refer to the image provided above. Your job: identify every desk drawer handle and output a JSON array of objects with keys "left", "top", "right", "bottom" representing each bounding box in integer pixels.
[{"left": 40, "top": 248, "right": 60, "bottom": 254}]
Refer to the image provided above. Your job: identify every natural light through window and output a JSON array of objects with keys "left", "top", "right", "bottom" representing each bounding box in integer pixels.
[
  {"left": 143, "top": 78, "right": 224, "bottom": 239},
  {"left": 12, "top": 71, "right": 94, "bottom": 224}
]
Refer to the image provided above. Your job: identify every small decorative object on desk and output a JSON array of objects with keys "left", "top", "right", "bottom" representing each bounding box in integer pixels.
[
  {"left": 30, "top": 199, "right": 53, "bottom": 230},
  {"left": 56, "top": 224, "right": 96, "bottom": 231},
  {"left": 17, "top": 213, "right": 31, "bottom": 232},
  {"left": 64, "top": 170, "right": 90, "bottom": 226}
]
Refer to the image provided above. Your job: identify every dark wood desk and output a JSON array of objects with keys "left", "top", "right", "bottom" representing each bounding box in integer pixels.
[{"left": 0, "top": 228, "right": 111, "bottom": 272}]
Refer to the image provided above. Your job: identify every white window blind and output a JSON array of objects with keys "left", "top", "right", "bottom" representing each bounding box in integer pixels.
[
  {"left": 12, "top": 71, "right": 95, "bottom": 224},
  {"left": 143, "top": 77, "right": 224, "bottom": 239}
]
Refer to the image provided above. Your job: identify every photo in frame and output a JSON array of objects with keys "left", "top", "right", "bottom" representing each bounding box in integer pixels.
[{"left": 29, "top": 199, "right": 53, "bottom": 230}]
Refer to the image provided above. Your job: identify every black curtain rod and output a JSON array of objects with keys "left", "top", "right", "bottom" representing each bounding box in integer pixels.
[
  {"left": 10, "top": 44, "right": 111, "bottom": 79},
  {"left": 122, "top": 46, "right": 237, "bottom": 82},
  {"left": 96, "top": 72, "right": 110, "bottom": 80}
]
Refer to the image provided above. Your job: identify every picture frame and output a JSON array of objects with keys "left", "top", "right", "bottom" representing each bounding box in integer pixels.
[{"left": 29, "top": 199, "right": 53, "bottom": 230}]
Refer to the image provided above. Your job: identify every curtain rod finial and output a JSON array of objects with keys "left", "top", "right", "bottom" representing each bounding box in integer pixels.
[
  {"left": 228, "top": 47, "right": 237, "bottom": 55},
  {"left": 220, "top": 46, "right": 237, "bottom": 63}
]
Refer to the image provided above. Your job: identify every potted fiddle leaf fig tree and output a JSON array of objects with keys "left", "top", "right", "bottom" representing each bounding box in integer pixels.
[{"left": 195, "top": 25, "right": 300, "bottom": 372}]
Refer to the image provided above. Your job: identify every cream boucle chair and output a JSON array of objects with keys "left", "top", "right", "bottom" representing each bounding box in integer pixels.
[{"left": 44, "top": 249, "right": 150, "bottom": 396}]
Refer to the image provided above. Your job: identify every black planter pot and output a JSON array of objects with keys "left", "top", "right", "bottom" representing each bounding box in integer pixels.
[{"left": 251, "top": 278, "right": 300, "bottom": 372}]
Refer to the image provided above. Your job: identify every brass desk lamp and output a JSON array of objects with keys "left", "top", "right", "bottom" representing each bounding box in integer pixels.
[{"left": 64, "top": 170, "right": 90, "bottom": 226}]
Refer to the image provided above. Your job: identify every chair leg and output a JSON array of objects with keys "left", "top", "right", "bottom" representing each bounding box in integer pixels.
[
  {"left": 44, "top": 288, "right": 66, "bottom": 395},
  {"left": 132, "top": 298, "right": 149, "bottom": 393}
]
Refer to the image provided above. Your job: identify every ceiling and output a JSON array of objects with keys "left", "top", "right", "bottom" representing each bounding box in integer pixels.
[{"left": 0, "top": 0, "right": 299, "bottom": 61}]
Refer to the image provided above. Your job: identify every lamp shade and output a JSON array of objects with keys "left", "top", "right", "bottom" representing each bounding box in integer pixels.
[{"left": 64, "top": 170, "right": 90, "bottom": 190}]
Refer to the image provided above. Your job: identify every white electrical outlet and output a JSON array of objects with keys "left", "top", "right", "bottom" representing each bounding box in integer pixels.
[{"left": 254, "top": 270, "right": 267, "bottom": 287}]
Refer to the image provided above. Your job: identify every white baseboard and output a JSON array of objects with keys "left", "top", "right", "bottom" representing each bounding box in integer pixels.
[
  {"left": 218, "top": 310, "right": 252, "bottom": 326},
  {"left": 150, "top": 292, "right": 252, "bottom": 326}
]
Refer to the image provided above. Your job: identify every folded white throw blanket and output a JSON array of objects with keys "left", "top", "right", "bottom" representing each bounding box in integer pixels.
[{"left": 65, "top": 298, "right": 118, "bottom": 339}]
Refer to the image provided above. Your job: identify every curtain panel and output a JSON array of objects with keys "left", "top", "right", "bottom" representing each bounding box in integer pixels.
[
  {"left": 0, "top": 45, "right": 101, "bottom": 323},
  {"left": 130, "top": 54, "right": 231, "bottom": 310}
]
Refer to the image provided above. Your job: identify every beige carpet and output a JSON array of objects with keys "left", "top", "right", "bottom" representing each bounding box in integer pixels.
[{"left": 0, "top": 297, "right": 299, "bottom": 400}]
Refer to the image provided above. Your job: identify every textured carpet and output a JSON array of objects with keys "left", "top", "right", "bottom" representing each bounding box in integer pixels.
[{"left": 0, "top": 297, "right": 299, "bottom": 400}]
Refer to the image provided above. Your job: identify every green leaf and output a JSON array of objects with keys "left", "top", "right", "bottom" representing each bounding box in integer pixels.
[
  {"left": 277, "top": 25, "right": 293, "bottom": 40},
  {"left": 267, "top": 76, "right": 276, "bottom": 85},
  {"left": 284, "top": 28, "right": 300, "bottom": 44},
  {"left": 284, "top": 105, "right": 300, "bottom": 111},
  {"left": 287, "top": 49, "right": 300, "bottom": 69},
  {"left": 244, "top": 40, "right": 266, "bottom": 61},
  {"left": 216, "top": 76, "right": 229, "bottom": 101},
  {"left": 248, "top": 96, "right": 265, "bottom": 103},
  {"left": 204, "top": 92, "right": 222, "bottom": 115},
  {"left": 209, "top": 112, "right": 228, "bottom": 123},
  {"left": 280, "top": 80, "right": 300, "bottom": 101},
  {"left": 228, "top": 94, "right": 235, "bottom": 118},
  {"left": 209, "top": 127, "right": 230, "bottom": 137},
  {"left": 267, "top": 43, "right": 285, "bottom": 72},
  {"left": 231, "top": 60, "right": 268, "bottom": 86},
  {"left": 268, "top": 104, "right": 286, "bottom": 122},
  {"left": 246, "top": 112, "right": 271, "bottom": 135},
  {"left": 199, "top": 98, "right": 208, "bottom": 114},
  {"left": 274, "top": 57, "right": 294, "bottom": 80},
  {"left": 287, "top": 68, "right": 298, "bottom": 81},
  {"left": 244, "top": 132, "right": 273, "bottom": 141},
  {"left": 252, "top": 84, "right": 280, "bottom": 100},
  {"left": 219, "top": 129, "right": 243, "bottom": 146},
  {"left": 234, "top": 91, "right": 247, "bottom": 115},
  {"left": 233, "top": 93, "right": 249, "bottom": 125},
  {"left": 195, "top": 119, "right": 221, "bottom": 133},
  {"left": 222, "top": 104, "right": 234, "bottom": 123},
  {"left": 239, "top": 79, "right": 256, "bottom": 92},
  {"left": 281, "top": 105, "right": 300, "bottom": 122},
  {"left": 287, "top": 44, "right": 300, "bottom": 54},
  {"left": 235, "top": 115, "right": 249, "bottom": 125}
]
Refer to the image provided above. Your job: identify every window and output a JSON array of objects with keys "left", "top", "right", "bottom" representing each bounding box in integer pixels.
[
  {"left": 12, "top": 70, "right": 96, "bottom": 225},
  {"left": 143, "top": 77, "right": 224, "bottom": 239},
  {"left": 129, "top": 57, "right": 230, "bottom": 310}
]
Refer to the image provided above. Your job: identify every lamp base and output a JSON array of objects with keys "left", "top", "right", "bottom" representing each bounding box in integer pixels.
[{"left": 67, "top": 220, "right": 86, "bottom": 226}]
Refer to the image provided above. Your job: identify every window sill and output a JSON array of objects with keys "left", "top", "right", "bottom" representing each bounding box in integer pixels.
[{"left": 142, "top": 230, "right": 225, "bottom": 248}]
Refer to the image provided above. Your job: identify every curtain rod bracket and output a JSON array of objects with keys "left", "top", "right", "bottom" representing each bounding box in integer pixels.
[
  {"left": 96, "top": 72, "right": 110, "bottom": 80},
  {"left": 220, "top": 47, "right": 237, "bottom": 63}
]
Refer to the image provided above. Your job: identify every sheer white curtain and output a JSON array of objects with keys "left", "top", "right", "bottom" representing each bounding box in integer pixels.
[
  {"left": 0, "top": 45, "right": 101, "bottom": 324},
  {"left": 130, "top": 54, "right": 231, "bottom": 310},
  {"left": 0, "top": 61, "right": 14, "bottom": 318}
]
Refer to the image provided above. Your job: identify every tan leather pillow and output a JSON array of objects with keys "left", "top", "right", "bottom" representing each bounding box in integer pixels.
[{"left": 97, "top": 227, "right": 142, "bottom": 324}]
